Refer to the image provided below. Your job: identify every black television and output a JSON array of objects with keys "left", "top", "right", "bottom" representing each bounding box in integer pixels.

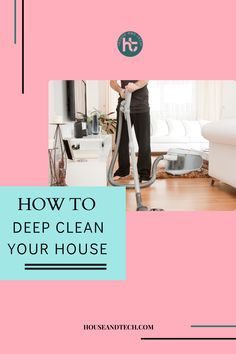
[
  {"left": 66, "top": 80, "right": 76, "bottom": 120},
  {"left": 66, "top": 80, "right": 87, "bottom": 120}
]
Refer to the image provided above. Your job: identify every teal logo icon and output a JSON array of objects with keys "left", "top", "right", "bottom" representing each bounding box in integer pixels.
[{"left": 117, "top": 31, "right": 143, "bottom": 57}]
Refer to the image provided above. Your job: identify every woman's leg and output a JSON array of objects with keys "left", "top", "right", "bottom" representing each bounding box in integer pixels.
[{"left": 132, "top": 111, "right": 151, "bottom": 179}]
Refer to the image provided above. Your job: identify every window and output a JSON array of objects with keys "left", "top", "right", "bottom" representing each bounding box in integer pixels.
[
  {"left": 108, "top": 80, "right": 223, "bottom": 122},
  {"left": 149, "top": 80, "right": 196, "bottom": 120}
]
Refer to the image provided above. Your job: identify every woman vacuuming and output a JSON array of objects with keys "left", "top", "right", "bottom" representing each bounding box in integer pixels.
[{"left": 110, "top": 80, "right": 151, "bottom": 182}]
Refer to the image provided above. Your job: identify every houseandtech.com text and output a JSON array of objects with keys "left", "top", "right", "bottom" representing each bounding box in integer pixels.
[{"left": 84, "top": 324, "right": 154, "bottom": 331}]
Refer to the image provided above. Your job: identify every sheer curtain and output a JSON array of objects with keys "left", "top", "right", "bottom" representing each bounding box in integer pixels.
[
  {"left": 106, "top": 80, "right": 197, "bottom": 119},
  {"left": 149, "top": 80, "right": 196, "bottom": 120},
  {"left": 196, "top": 81, "right": 223, "bottom": 121},
  {"left": 149, "top": 80, "right": 223, "bottom": 121},
  {"left": 106, "top": 80, "right": 223, "bottom": 121}
]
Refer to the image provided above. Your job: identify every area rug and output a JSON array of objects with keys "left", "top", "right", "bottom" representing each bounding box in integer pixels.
[
  {"left": 113, "top": 160, "right": 209, "bottom": 183},
  {"left": 157, "top": 160, "right": 209, "bottom": 179}
]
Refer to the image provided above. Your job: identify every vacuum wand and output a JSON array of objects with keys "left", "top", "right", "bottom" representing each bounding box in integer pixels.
[{"left": 123, "top": 91, "right": 147, "bottom": 210}]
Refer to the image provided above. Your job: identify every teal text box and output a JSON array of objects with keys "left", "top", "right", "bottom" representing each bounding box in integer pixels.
[{"left": 0, "top": 187, "right": 126, "bottom": 280}]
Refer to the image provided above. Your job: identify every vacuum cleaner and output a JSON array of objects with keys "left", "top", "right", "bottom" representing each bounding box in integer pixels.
[
  {"left": 108, "top": 90, "right": 204, "bottom": 211},
  {"left": 108, "top": 91, "right": 164, "bottom": 211}
]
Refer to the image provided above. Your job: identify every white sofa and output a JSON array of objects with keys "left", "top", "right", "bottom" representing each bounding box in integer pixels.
[
  {"left": 134, "top": 117, "right": 209, "bottom": 152},
  {"left": 202, "top": 119, "right": 236, "bottom": 188}
]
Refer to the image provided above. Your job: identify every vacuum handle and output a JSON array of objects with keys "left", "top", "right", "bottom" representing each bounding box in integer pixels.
[{"left": 125, "top": 90, "right": 132, "bottom": 110}]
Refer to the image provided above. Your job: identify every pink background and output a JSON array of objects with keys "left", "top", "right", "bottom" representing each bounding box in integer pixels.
[{"left": 1, "top": 0, "right": 236, "bottom": 352}]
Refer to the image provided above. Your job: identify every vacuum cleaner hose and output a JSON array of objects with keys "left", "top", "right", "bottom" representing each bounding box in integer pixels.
[{"left": 108, "top": 103, "right": 164, "bottom": 189}]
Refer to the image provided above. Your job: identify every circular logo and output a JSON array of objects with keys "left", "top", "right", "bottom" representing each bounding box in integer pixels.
[{"left": 117, "top": 31, "right": 143, "bottom": 57}]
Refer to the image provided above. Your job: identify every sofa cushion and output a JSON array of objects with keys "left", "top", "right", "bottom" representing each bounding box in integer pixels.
[
  {"left": 183, "top": 120, "right": 202, "bottom": 138},
  {"left": 134, "top": 117, "right": 210, "bottom": 152},
  {"left": 199, "top": 120, "right": 211, "bottom": 127},
  {"left": 166, "top": 119, "right": 186, "bottom": 137},
  {"left": 150, "top": 118, "right": 169, "bottom": 137},
  {"left": 150, "top": 119, "right": 209, "bottom": 143}
]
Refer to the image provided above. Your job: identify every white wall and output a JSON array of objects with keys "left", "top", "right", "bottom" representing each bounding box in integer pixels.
[
  {"left": 86, "top": 80, "right": 107, "bottom": 113},
  {"left": 48, "top": 80, "right": 73, "bottom": 140},
  {"left": 48, "top": 80, "right": 68, "bottom": 122}
]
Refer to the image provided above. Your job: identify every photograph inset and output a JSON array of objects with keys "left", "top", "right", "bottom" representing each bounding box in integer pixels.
[{"left": 48, "top": 80, "right": 236, "bottom": 211}]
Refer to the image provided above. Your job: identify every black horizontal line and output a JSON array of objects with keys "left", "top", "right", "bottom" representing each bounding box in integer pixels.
[
  {"left": 141, "top": 338, "right": 236, "bottom": 341},
  {"left": 25, "top": 267, "right": 107, "bottom": 270},
  {"left": 25, "top": 263, "right": 107, "bottom": 266},
  {"left": 191, "top": 325, "right": 236, "bottom": 328}
]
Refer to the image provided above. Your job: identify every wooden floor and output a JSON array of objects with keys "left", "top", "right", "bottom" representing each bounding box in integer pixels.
[{"left": 125, "top": 178, "right": 236, "bottom": 211}]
